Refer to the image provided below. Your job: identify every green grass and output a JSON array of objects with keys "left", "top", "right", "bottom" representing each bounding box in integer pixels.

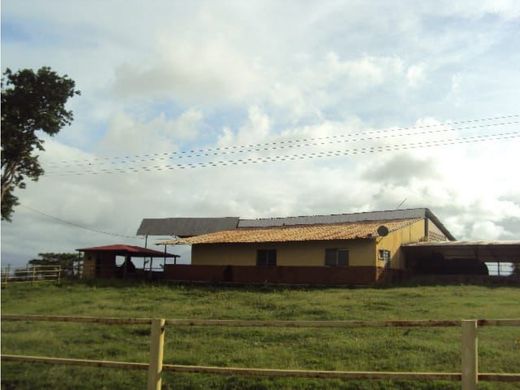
[{"left": 2, "top": 281, "right": 520, "bottom": 389}]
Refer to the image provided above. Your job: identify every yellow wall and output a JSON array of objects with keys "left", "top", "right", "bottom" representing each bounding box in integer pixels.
[
  {"left": 192, "top": 239, "right": 376, "bottom": 267},
  {"left": 376, "top": 219, "right": 425, "bottom": 270}
]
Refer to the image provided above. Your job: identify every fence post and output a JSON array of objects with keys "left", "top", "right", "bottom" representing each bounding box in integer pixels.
[
  {"left": 3, "top": 265, "right": 9, "bottom": 288},
  {"left": 461, "top": 320, "right": 478, "bottom": 390},
  {"left": 147, "top": 318, "right": 165, "bottom": 390},
  {"left": 32, "top": 266, "right": 36, "bottom": 285},
  {"left": 57, "top": 267, "right": 61, "bottom": 285}
]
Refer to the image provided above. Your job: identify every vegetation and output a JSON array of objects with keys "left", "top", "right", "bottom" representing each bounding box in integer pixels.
[
  {"left": 1, "top": 67, "right": 80, "bottom": 221},
  {"left": 2, "top": 282, "right": 520, "bottom": 389},
  {"left": 28, "top": 252, "right": 79, "bottom": 277}
]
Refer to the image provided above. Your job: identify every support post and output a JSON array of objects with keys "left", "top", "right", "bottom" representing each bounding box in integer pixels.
[
  {"left": 5, "top": 264, "right": 10, "bottom": 287},
  {"left": 147, "top": 319, "right": 165, "bottom": 390},
  {"left": 461, "top": 320, "right": 478, "bottom": 390},
  {"left": 32, "top": 266, "right": 36, "bottom": 285}
]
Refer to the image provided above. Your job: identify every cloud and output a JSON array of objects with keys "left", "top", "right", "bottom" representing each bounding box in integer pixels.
[
  {"left": 2, "top": 0, "right": 520, "bottom": 267},
  {"left": 362, "top": 154, "right": 438, "bottom": 187}
]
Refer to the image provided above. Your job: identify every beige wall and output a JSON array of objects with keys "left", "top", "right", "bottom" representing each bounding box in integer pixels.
[
  {"left": 192, "top": 239, "right": 376, "bottom": 267},
  {"left": 376, "top": 219, "right": 425, "bottom": 270}
]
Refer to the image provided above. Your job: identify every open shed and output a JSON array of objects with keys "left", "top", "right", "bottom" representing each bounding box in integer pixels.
[
  {"left": 77, "top": 244, "right": 178, "bottom": 279},
  {"left": 402, "top": 241, "right": 520, "bottom": 276}
]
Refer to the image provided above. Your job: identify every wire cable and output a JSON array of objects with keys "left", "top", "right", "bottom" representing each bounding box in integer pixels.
[
  {"left": 20, "top": 204, "right": 139, "bottom": 239},
  {"left": 45, "top": 113, "right": 520, "bottom": 168},
  {"left": 46, "top": 130, "right": 520, "bottom": 176}
]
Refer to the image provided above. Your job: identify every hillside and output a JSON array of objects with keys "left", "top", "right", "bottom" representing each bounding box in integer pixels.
[{"left": 2, "top": 281, "right": 520, "bottom": 389}]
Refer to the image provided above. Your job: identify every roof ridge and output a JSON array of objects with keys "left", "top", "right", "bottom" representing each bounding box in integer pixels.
[{"left": 239, "top": 208, "right": 427, "bottom": 222}]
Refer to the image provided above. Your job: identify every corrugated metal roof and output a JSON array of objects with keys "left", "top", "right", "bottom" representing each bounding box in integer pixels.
[
  {"left": 159, "top": 219, "right": 421, "bottom": 245},
  {"left": 403, "top": 240, "right": 520, "bottom": 247},
  {"left": 239, "top": 208, "right": 455, "bottom": 241},
  {"left": 238, "top": 208, "right": 427, "bottom": 228},
  {"left": 402, "top": 241, "right": 520, "bottom": 261},
  {"left": 136, "top": 217, "right": 239, "bottom": 237},
  {"left": 76, "top": 244, "right": 176, "bottom": 257}
]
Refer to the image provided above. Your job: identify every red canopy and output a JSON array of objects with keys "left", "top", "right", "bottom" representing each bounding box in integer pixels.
[{"left": 76, "top": 244, "right": 177, "bottom": 258}]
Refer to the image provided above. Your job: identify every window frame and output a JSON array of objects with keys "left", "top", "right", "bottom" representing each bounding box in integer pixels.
[
  {"left": 256, "top": 249, "right": 277, "bottom": 266},
  {"left": 324, "top": 248, "right": 349, "bottom": 267}
]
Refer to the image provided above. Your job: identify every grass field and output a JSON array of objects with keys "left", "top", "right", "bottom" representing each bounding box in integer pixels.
[{"left": 1, "top": 281, "right": 520, "bottom": 389}]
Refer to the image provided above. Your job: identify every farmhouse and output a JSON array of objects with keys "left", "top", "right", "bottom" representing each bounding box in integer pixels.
[{"left": 135, "top": 208, "right": 520, "bottom": 285}]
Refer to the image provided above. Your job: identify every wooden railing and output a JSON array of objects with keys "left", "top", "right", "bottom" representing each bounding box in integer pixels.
[
  {"left": 1, "top": 265, "right": 61, "bottom": 287},
  {"left": 2, "top": 315, "right": 520, "bottom": 390}
]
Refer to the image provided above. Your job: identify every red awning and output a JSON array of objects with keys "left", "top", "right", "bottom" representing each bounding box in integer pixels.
[{"left": 76, "top": 244, "right": 177, "bottom": 258}]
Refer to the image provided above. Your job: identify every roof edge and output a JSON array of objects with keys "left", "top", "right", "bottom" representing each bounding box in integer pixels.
[{"left": 424, "top": 208, "right": 456, "bottom": 241}]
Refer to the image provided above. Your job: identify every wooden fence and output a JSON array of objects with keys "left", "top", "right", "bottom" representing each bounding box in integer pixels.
[
  {"left": 1, "top": 265, "right": 61, "bottom": 288},
  {"left": 2, "top": 315, "right": 520, "bottom": 390}
]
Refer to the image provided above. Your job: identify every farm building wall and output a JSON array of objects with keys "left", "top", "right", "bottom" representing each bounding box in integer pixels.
[
  {"left": 191, "top": 238, "right": 376, "bottom": 267},
  {"left": 426, "top": 218, "right": 449, "bottom": 241},
  {"left": 81, "top": 252, "right": 117, "bottom": 278},
  {"left": 376, "top": 219, "right": 425, "bottom": 270}
]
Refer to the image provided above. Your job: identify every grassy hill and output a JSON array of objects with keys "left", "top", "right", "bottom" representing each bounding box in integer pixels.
[{"left": 2, "top": 281, "right": 520, "bottom": 389}]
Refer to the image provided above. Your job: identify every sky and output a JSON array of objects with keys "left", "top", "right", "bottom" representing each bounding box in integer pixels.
[{"left": 1, "top": 0, "right": 520, "bottom": 267}]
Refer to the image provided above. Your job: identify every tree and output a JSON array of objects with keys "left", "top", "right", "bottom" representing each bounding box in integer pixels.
[
  {"left": 29, "top": 252, "right": 79, "bottom": 278},
  {"left": 1, "top": 67, "right": 80, "bottom": 221}
]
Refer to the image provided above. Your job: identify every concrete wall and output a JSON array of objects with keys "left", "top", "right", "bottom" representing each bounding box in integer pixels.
[
  {"left": 191, "top": 239, "right": 376, "bottom": 267},
  {"left": 376, "top": 219, "right": 425, "bottom": 270},
  {"left": 164, "top": 265, "right": 389, "bottom": 285}
]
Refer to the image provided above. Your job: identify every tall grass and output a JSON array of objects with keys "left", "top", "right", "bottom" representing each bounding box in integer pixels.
[{"left": 2, "top": 281, "right": 519, "bottom": 389}]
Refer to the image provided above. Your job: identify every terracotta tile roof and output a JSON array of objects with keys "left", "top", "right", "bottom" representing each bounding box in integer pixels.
[{"left": 160, "top": 219, "right": 421, "bottom": 245}]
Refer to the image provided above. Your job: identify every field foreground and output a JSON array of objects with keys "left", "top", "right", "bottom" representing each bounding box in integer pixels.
[{"left": 1, "top": 281, "right": 520, "bottom": 389}]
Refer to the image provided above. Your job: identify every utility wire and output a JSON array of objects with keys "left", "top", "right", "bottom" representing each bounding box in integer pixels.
[
  {"left": 46, "top": 114, "right": 520, "bottom": 168},
  {"left": 46, "top": 130, "right": 520, "bottom": 176},
  {"left": 20, "top": 204, "right": 139, "bottom": 239},
  {"left": 46, "top": 119, "right": 520, "bottom": 171}
]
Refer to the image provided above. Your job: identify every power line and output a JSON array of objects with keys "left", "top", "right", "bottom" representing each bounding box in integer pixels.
[
  {"left": 20, "top": 204, "right": 139, "bottom": 239},
  {"left": 46, "top": 113, "right": 520, "bottom": 168},
  {"left": 46, "top": 119, "right": 520, "bottom": 172},
  {"left": 46, "top": 130, "right": 520, "bottom": 176}
]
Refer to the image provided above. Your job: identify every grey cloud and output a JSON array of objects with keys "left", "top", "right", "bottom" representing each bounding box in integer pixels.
[{"left": 362, "top": 154, "right": 438, "bottom": 187}]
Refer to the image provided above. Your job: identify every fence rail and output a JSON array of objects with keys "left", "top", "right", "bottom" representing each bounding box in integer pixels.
[
  {"left": 2, "top": 315, "right": 519, "bottom": 390},
  {"left": 1, "top": 265, "right": 61, "bottom": 287}
]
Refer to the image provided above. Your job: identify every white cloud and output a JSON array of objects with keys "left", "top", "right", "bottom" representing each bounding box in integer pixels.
[{"left": 2, "top": 0, "right": 520, "bottom": 266}]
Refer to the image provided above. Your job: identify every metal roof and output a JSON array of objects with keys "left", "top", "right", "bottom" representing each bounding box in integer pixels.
[
  {"left": 159, "top": 219, "right": 421, "bottom": 245},
  {"left": 76, "top": 244, "right": 176, "bottom": 258},
  {"left": 136, "top": 217, "right": 239, "bottom": 237},
  {"left": 238, "top": 208, "right": 455, "bottom": 240},
  {"left": 137, "top": 208, "right": 455, "bottom": 241},
  {"left": 402, "top": 241, "right": 520, "bottom": 262}
]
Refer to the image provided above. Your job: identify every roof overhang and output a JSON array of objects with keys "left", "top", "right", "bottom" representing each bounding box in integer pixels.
[
  {"left": 77, "top": 244, "right": 177, "bottom": 258},
  {"left": 402, "top": 241, "right": 520, "bottom": 262}
]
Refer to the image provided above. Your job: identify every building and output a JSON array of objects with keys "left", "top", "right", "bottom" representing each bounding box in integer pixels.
[
  {"left": 150, "top": 208, "right": 513, "bottom": 285},
  {"left": 77, "top": 244, "right": 178, "bottom": 279}
]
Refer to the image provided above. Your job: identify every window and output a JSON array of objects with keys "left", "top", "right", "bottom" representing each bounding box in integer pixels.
[
  {"left": 257, "top": 249, "right": 277, "bottom": 266},
  {"left": 379, "top": 250, "right": 391, "bottom": 266},
  {"left": 325, "top": 248, "right": 349, "bottom": 266},
  {"left": 378, "top": 249, "right": 390, "bottom": 261}
]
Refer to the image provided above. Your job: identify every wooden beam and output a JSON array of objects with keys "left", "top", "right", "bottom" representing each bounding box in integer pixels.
[
  {"left": 147, "top": 319, "right": 165, "bottom": 390},
  {"left": 1, "top": 354, "right": 148, "bottom": 370},
  {"left": 461, "top": 320, "right": 478, "bottom": 390},
  {"left": 1, "top": 314, "right": 151, "bottom": 325}
]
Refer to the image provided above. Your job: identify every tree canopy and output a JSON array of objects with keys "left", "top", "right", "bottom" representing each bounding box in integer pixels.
[
  {"left": 1, "top": 67, "right": 80, "bottom": 221},
  {"left": 29, "top": 252, "right": 79, "bottom": 277}
]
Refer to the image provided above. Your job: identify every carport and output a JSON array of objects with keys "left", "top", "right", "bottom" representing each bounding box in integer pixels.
[{"left": 402, "top": 241, "right": 520, "bottom": 276}]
